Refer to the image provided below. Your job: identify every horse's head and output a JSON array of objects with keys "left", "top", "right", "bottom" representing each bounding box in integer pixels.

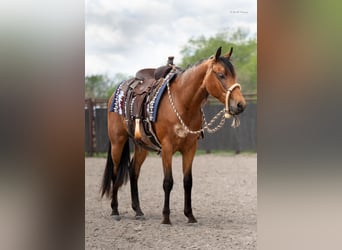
[{"left": 203, "top": 47, "right": 246, "bottom": 116}]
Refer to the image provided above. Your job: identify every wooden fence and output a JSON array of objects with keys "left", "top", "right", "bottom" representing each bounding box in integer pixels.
[{"left": 85, "top": 93, "right": 256, "bottom": 156}]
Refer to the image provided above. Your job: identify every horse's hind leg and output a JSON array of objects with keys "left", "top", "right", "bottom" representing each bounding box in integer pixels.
[
  {"left": 110, "top": 137, "right": 130, "bottom": 220},
  {"left": 111, "top": 185, "right": 120, "bottom": 219},
  {"left": 129, "top": 145, "right": 148, "bottom": 220}
]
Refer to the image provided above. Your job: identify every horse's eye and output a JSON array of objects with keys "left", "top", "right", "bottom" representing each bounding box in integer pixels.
[{"left": 218, "top": 73, "right": 225, "bottom": 79}]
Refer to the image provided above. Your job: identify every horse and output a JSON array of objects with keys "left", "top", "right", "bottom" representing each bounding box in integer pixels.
[{"left": 101, "top": 47, "right": 246, "bottom": 224}]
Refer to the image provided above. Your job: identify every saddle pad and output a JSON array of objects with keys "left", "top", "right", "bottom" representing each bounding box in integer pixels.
[
  {"left": 110, "top": 80, "right": 126, "bottom": 114},
  {"left": 110, "top": 71, "right": 177, "bottom": 122},
  {"left": 147, "top": 71, "right": 177, "bottom": 122}
]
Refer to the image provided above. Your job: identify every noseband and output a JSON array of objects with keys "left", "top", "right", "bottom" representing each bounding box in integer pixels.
[{"left": 224, "top": 83, "right": 241, "bottom": 118}]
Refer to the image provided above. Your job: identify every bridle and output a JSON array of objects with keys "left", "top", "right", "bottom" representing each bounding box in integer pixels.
[{"left": 213, "top": 70, "right": 241, "bottom": 118}]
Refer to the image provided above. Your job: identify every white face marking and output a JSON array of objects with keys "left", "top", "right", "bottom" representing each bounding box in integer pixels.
[{"left": 174, "top": 124, "right": 187, "bottom": 138}]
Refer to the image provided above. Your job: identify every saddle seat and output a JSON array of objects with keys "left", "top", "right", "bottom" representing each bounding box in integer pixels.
[
  {"left": 135, "top": 66, "right": 172, "bottom": 88},
  {"left": 129, "top": 65, "right": 172, "bottom": 105}
]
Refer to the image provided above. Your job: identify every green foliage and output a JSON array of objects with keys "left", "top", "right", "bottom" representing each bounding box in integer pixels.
[
  {"left": 85, "top": 73, "right": 131, "bottom": 99},
  {"left": 105, "top": 73, "right": 131, "bottom": 98},
  {"left": 85, "top": 74, "right": 109, "bottom": 99},
  {"left": 179, "top": 28, "right": 257, "bottom": 93}
]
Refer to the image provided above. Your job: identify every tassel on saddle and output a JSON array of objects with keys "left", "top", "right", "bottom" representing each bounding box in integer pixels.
[{"left": 134, "top": 118, "right": 141, "bottom": 139}]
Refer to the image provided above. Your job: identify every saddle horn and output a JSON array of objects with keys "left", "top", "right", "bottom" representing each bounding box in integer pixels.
[{"left": 167, "top": 56, "right": 174, "bottom": 66}]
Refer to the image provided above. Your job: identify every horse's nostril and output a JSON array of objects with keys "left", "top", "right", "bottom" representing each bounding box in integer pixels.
[{"left": 237, "top": 102, "right": 244, "bottom": 112}]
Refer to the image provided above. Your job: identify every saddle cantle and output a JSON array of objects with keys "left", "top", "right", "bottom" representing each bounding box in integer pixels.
[
  {"left": 111, "top": 57, "right": 178, "bottom": 153},
  {"left": 136, "top": 57, "right": 174, "bottom": 81}
]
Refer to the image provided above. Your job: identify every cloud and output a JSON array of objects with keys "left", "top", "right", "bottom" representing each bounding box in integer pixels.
[{"left": 85, "top": 0, "right": 256, "bottom": 77}]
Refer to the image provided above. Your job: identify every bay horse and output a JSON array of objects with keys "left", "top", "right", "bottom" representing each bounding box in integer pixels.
[{"left": 101, "top": 47, "right": 246, "bottom": 224}]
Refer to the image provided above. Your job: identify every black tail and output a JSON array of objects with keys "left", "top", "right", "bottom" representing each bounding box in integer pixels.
[{"left": 101, "top": 140, "right": 130, "bottom": 198}]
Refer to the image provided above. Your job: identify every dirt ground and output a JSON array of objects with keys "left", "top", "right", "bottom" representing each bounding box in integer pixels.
[{"left": 85, "top": 153, "right": 257, "bottom": 250}]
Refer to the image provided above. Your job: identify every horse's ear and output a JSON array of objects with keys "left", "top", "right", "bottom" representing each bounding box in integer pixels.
[
  {"left": 224, "top": 47, "right": 233, "bottom": 59},
  {"left": 214, "top": 47, "right": 222, "bottom": 61}
]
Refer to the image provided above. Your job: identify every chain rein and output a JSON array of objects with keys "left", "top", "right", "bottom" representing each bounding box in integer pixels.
[{"left": 166, "top": 80, "right": 227, "bottom": 135}]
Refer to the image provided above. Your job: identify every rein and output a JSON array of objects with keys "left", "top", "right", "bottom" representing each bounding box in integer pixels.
[{"left": 166, "top": 75, "right": 241, "bottom": 136}]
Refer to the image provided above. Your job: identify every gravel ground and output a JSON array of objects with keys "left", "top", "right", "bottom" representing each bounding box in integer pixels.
[{"left": 85, "top": 153, "right": 257, "bottom": 249}]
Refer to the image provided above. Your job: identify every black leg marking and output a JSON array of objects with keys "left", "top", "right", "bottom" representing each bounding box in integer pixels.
[
  {"left": 183, "top": 173, "right": 197, "bottom": 223},
  {"left": 162, "top": 175, "right": 173, "bottom": 224}
]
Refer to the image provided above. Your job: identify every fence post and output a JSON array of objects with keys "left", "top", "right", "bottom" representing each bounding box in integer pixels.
[{"left": 86, "top": 98, "right": 94, "bottom": 156}]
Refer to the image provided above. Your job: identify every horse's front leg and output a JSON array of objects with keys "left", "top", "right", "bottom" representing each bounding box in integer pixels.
[
  {"left": 181, "top": 143, "right": 197, "bottom": 223},
  {"left": 161, "top": 146, "right": 174, "bottom": 224}
]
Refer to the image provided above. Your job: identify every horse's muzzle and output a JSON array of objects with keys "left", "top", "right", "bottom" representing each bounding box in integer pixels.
[{"left": 230, "top": 101, "right": 246, "bottom": 115}]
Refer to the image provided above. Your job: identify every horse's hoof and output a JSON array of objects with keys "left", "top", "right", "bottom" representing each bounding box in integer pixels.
[
  {"left": 188, "top": 219, "right": 198, "bottom": 224},
  {"left": 187, "top": 218, "right": 198, "bottom": 224},
  {"left": 111, "top": 214, "right": 121, "bottom": 221},
  {"left": 161, "top": 218, "right": 172, "bottom": 225},
  {"left": 185, "top": 213, "right": 197, "bottom": 223},
  {"left": 187, "top": 216, "right": 198, "bottom": 224},
  {"left": 135, "top": 215, "right": 146, "bottom": 221}
]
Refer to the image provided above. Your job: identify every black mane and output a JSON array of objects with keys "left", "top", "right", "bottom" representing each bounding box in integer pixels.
[
  {"left": 219, "top": 56, "right": 236, "bottom": 77},
  {"left": 181, "top": 55, "right": 235, "bottom": 78}
]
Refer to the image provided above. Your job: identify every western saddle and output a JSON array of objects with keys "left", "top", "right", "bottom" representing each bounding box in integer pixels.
[{"left": 122, "top": 56, "right": 176, "bottom": 152}]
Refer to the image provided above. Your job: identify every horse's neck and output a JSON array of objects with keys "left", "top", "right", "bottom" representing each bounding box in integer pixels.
[{"left": 173, "top": 63, "right": 209, "bottom": 113}]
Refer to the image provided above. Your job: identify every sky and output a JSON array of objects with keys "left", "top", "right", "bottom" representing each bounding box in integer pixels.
[{"left": 85, "top": 0, "right": 256, "bottom": 78}]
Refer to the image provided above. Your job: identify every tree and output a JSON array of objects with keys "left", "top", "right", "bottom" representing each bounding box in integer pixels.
[
  {"left": 85, "top": 73, "right": 131, "bottom": 99},
  {"left": 105, "top": 73, "right": 131, "bottom": 98},
  {"left": 179, "top": 28, "right": 257, "bottom": 93}
]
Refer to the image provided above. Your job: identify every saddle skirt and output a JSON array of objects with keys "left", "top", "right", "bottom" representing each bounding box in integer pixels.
[{"left": 110, "top": 66, "right": 178, "bottom": 153}]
